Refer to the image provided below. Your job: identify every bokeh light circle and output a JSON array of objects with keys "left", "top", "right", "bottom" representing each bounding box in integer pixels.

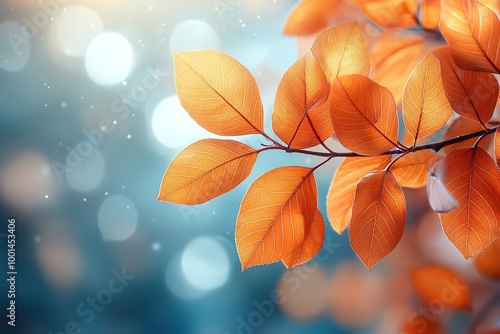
[
  {"left": 66, "top": 146, "right": 106, "bottom": 192},
  {"left": 56, "top": 6, "right": 103, "bottom": 57},
  {"left": 85, "top": 32, "right": 134, "bottom": 85},
  {"left": 170, "top": 20, "right": 220, "bottom": 51},
  {"left": 98, "top": 195, "right": 138, "bottom": 241},
  {"left": 181, "top": 236, "right": 230, "bottom": 291},
  {"left": 151, "top": 95, "right": 212, "bottom": 148},
  {"left": 0, "top": 21, "right": 31, "bottom": 72}
]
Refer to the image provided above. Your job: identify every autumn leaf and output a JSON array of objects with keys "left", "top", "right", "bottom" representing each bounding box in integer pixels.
[
  {"left": 330, "top": 75, "right": 399, "bottom": 156},
  {"left": 361, "top": 0, "right": 418, "bottom": 28},
  {"left": 402, "top": 315, "right": 444, "bottom": 334},
  {"left": 402, "top": 52, "right": 453, "bottom": 146},
  {"left": 439, "top": 147, "right": 500, "bottom": 258},
  {"left": 282, "top": 208, "right": 325, "bottom": 268},
  {"left": 420, "top": 0, "right": 441, "bottom": 30},
  {"left": 272, "top": 52, "right": 333, "bottom": 149},
  {"left": 441, "top": 116, "right": 492, "bottom": 154},
  {"left": 283, "top": 0, "right": 345, "bottom": 36},
  {"left": 433, "top": 46, "right": 498, "bottom": 126},
  {"left": 310, "top": 22, "right": 370, "bottom": 83},
  {"left": 410, "top": 265, "right": 471, "bottom": 310},
  {"left": 172, "top": 50, "right": 264, "bottom": 136},
  {"left": 349, "top": 170, "right": 406, "bottom": 269},
  {"left": 475, "top": 238, "right": 500, "bottom": 279},
  {"left": 440, "top": 0, "right": 500, "bottom": 73},
  {"left": 326, "top": 155, "right": 392, "bottom": 234},
  {"left": 391, "top": 151, "right": 436, "bottom": 188},
  {"left": 235, "top": 166, "right": 317, "bottom": 270},
  {"left": 495, "top": 127, "right": 500, "bottom": 167},
  {"left": 158, "top": 139, "right": 258, "bottom": 205}
]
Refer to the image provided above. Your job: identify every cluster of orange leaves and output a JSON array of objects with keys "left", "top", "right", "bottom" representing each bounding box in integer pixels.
[{"left": 158, "top": 0, "right": 500, "bottom": 274}]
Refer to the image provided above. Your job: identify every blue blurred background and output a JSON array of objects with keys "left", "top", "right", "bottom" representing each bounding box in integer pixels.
[{"left": 0, "top": 1, "right": 492, "bottom": 333}]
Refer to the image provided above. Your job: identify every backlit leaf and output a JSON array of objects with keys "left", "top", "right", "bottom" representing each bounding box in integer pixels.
[
  {"left": 362, "top": 0, "right": 418, "bottom": 28},
  {"left": 283, "top": 0, "right": 345, "bottom": 36},
  {"left": 310, "top": 22, "right": 370, "bottom": 83},
  {"left": 440, "top": 0, "right": 500, "bottom": 73},
  {"left": 403, "top": 52, "right": 454, "bottom": 145},
  {"left": 272, "top": 52, "right": 333, "bottom": 149},
  {"left": 392, "top": 151, "right": 436, "bottom": 188},
  {"left": 410, "top": 265, "right": 471, "bottom": 310},
  {"left": 439, "top": 147, "right": 500, "bottom": 258},
  {"left": 158, "top": 139, "right": 258, "bottom": 205},
  {"left": 236, "top": 166, "right": 317, "bottom": 270},
  {"left": 326, "top": 155, "right": 392, "bottom": 234},
  {"left": 441, "top": 117, "right": 492, "bottom": 154},
  {"left": 420, "top": 0, "right": 441, "bottom": 30},
  {"left": 282, "top": 208, "right": 325, "bottom": 268},
  {"left": 433, "top": 47, "right": 498, "bottom": 126},
  {"left": 349, "top": 170, "right": 406, "bottom": 269},
  {"left": 495, "top": 127, "right": 500, "bottom": 167},
  {"left": 173, "top": 50, "right": 264, "bottom": 136},
  {"left": 331, "top": 75, "right": 399, "bottom": 156}
]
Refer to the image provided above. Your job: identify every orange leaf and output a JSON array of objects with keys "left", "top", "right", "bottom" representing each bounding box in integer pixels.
[
  {"left": 391, "top": 151, "right": 436, "bottom": 188},
  {"left": 475, "top": 238, "right": 500, "bottom": 279},
  {"left": 272, "top": 52, "right": 333, "bottom": 149},
  {"left": 282, "top": 208, "right": 325, "bottom": 268},
  {"left": 495, "top": 127, "right": 500, "bottom": 167},
  {"left": 331, "top": 75, "right": 399, "bottom": 156},
  {"left": 362, "top": 0, "right": 418, "bottom": 28},
  {"left": 310, "top": 22, "right": 370, "bottom": 83},
  {"left": 441, "top": 117, "right": 492, "bottom": 154},
  {"left": 349, "top": 170, "right": 406, "bottom": 269},
  {"left": 235, "top": 166, "right": 317, "bottom": 270},
  {"left": 403, "top": 52, "right": 454, "bottom": 145},
  {"left": 283, "top": 0, "right": 344, "bottom": 36},
  {"left": 410, "top": 265, "right": 471, "bottom": 310},
  {"left": 433, "top": 47, "right": 498, "bottom": 126},
  {"left": 440, "top": 0, "right": 500, "bottom": 73},
  {"left": 326, "top": 155, "right": 392, "bottom": 234},
  {"left": 158, "top": 139, "right": 258, "bottom": 205},
  {"left": 402, "top": 314, "right": 444, "bottom": 334},
  {"left": 173, "top": 50, "right": 264, "bottom": 136},
  {"left": 420, "top": 0, "right": 441, "bottom": 30},
  {"left": 439, "top": 147, "right": 500, "bottom": 258}
]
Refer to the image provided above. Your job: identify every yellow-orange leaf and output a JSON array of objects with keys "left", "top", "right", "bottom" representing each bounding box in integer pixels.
[
  {"left": 282, "top": 208, "right": 325, "bottom": 268},
  {"left": 331, "top": 75, "right": 399, "bottom": 156},
  {"left": 441, "top": 117, "right": 492, "bottom": 154},
  {"left": 475, "top": 238, "right": 500, "bottom": 279},
  {"left": 173, "top": 50, "right": 264, "bottom": 136},
  {"left": 403, "top": 52, "right": 453, "bottom": 145},
  {"left": 439, "top": 147, "right": 500, "bottom": 258},
  {"left": 495, "top": 127, "right": 500, "bottom": 167},
  {"left": 326, "top": 155, "right": 392, "bottom": 234},
  {"left": 283, "top": 0, "right": 344, "bottom": 36},
  {"left": 420, "top": 0, "right": 441, "bottom": 30},
  {"left": 433, "top": 47, "right": 498, "bottom": 126},
  {"left": 440, "top": 0, "right": 500, "bottom": 73},
  {"left": 310, "top": 22, "right": 370, "bottom": 83},
  {"left": 410, "top": 265, "right": 471, "bottom": 310},
  {"left": 158, "top": 139, "right": 258, "bottom": 205},
  {"left": 236, "top": 166, "right": 317, "bottom": 270},
  {"left": 402, "top": 315, "right": 444, "bottom": 334},
  {"left": 391, "top": 151, "right": 436, "bottom": 188},
  {"left": 362, "top": 0, "right": 418, "bottom": 28},
  {"left": 349, "top": 170, "right": 406, "bottom": 269},
  {"left": 272, "top": 52, "right": 332, "bottom": 149}
]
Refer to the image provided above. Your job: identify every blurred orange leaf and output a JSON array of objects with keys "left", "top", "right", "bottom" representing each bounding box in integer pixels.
[
  {"left": 410, "top": 265, "right": 471, "bottom": 310},
  {"left": 392, "top": 151, "right": 436, "bottom": 188},
  {"left": 236, "top": 166, "right": 317, "bottom": 270},
  {"left": 402, "top": 314, "right": 444, "bottom": 334},
  {"left": 495, "top": 127, "right": 500, "bottom": 167},
  {"left": 326, "top": 156, "right": 392, "bottom": 234},
  {"left": 173, "top": 50, "right": 264, "bottom": 136},
  {"left": 439, "top": 147, "right": 500, "bottom": 258},
  {"left": 420, "top": 0, "right": 441, "bottom": 30},
  {"left": 283, "top": 0, "right": 344, "bottom": 36},
  {"left": 433, "top": 46, "right": 498, "bottom": 126},
  {"left": 440, "top": 0, "right": 500, "bottom": 73},
  {"left": 362, "top": 0, "right": 418, "bottom": 28},
  {"left": 272, "top": 52, "right": 333, "bottom": 149},
  {"left": 403, "top": 52, "right": 453, "bottom": 145},
  {"left": 158, "top": 139, "right": 258, "bottom": 205},
  {"left": 331, "top": 75, "right": 399, "bottom": 156},
  {"left": 475, "top": 238, "right": 500, "bottom": 279},
  {"left": 349, "top": 170, "right": 406, "bottom": 269},
  {"left": 441, "top": 117, "right": 492, "bottom": 154},
  {"left": 282, "top": 208, "right": 325, "bottom": 268},
  {"left": 310, "top": 22, "right": 370, "bottom": 83}
]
